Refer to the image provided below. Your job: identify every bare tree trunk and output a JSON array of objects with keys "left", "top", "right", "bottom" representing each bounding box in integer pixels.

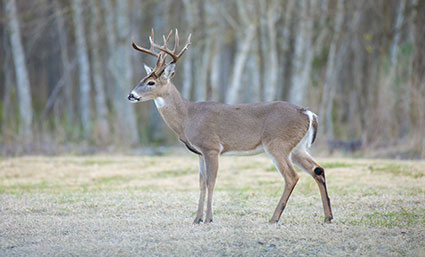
[
  {"left": 263, "top": 0, "right": 280, "bottom": 101},
  {"left": 319, "top": 0, "right": 345, "bottom": 140},
  {"left": 289, "top": 0, "right": 314, "bottom": 105},
  {"left": 410, "top": 0, "right": 425, "bottom": 157},
  {"left": 89, "top": 0, "right": 110, "bottom": 142},
  {"left": 102, "top": 0, "right": 139, "bottom": 144},
  {"left": 208, "top": 0, "right": 223, "bottom": 101},
  {"left": 225, "top": 24, "right": 255, "bottom": 104},
  {"left": 278, "top": 0, "right": 295, "bottom": 100},
  {"left": 192, "top": 1, "right": 212, "bottom": 101},
  {"left": 194, "top": 40, "right": 212, "bottom": 101},
  {"left": 351, "top": 4, "right": 368, "bottom": 142},
  {"left": 72, "top": 0, "right": 92, "bottom": 139},
  {"left": 209, "top": 34, "right": 222, "bottom": 101},
  {"left": 390, "top": 0, "right": 410, "bottom": 138},
  {"left": 114, "top": 0, "right": 139, "bottom": 143},
  {"left": 390, "top": 0, "right": 406, "bottom": 69},
  {"left": 372, "top": 0, "right": 407, "bottom": 145},
  {"left": 2, "top": 25, "right": 12, "bottom": 134},
  {"left": 4, "top": 0, "right": 33, "bottom": 141},
  {"left": 54, "top": 1, "right": 74, "bottom": 126},
  {"left": 313, "top": 0, "right": 330, "bottom": 56},
  {"left": 241, "top": 11, "right": 261, "bottom": 103},
  {"left": 342, "top": 2, "right": 363, "bottom": 141},
  {"left": 404, "top": 0, "right": 417, "bottom": 147},
  {"left": 101, "top": 0, "right": 116, "bottom": 101},
  {"left": 243, "top": 50, "right": 261, "bottom": 103},
  {"left": 182, "top": 0, "right": 194, "bottom": 100},
  {"left": 226, "top": 1, "right": 257, "bottom": 104}
]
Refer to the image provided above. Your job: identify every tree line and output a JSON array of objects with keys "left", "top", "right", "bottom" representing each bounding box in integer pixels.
[{"left": 1, "top": 0, "right": 424, "bottom": 158}]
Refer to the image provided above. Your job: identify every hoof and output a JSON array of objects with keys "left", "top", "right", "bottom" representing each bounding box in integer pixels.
[
  {"left": 193, "top": 218, "right": 203, "bottom": 224},
  {"left": 324, "top": 216, "right": 333, "bottom": 223},
  {"left": 204, "top": 219, "right": 213, "bottom": 224},
  {"left": 269, "top": 219, "right": 278, "bottom": 224}
]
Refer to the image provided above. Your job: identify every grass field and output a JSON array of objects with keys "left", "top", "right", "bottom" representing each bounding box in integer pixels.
[{"left": 0, "top": 154, "right": 424, "bottom": 256}]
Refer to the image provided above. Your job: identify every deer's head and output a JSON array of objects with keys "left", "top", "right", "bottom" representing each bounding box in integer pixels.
[{"left": 128, "top": 29, "right": 191, "bottom": 103}]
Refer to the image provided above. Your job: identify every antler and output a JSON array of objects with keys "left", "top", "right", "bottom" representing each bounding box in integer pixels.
[
  {"left": 152, "top": 29, "right": 192, "bottom": 64},
  {"left": 132, "top": 29, "right": 159, "bottom": 58},
  {"left": 132, "top": 29, "right": 191, "bottom": 76}
]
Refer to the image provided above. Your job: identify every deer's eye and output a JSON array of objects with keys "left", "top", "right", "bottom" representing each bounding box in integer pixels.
[{"left": 147, "top": 81, "right": 155, "bottom": 86}]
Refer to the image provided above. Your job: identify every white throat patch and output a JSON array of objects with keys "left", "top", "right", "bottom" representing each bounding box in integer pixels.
[{"left": 154, "top": 97, "right": 165, "bottom": 108}]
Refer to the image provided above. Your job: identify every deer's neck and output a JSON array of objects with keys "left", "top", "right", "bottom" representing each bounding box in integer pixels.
[{"left": 155, "top": 83, "right": 189, "bottom": 140}]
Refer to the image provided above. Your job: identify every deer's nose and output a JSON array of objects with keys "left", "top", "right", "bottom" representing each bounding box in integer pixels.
[{"left": 128, "top": 93, "right": 139, "bottom": 101}]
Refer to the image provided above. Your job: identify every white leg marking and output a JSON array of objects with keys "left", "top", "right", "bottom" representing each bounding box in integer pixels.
[
  {"left": 264, "top": 149, "right": 284, "bottom": 179},
  {"left": 221, "top": 145, "right": 264, "bottom": 156}
]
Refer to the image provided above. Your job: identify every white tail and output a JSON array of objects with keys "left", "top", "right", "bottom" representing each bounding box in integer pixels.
[{"left": 301, "top": 110, "right": 318, "bottom": 149}]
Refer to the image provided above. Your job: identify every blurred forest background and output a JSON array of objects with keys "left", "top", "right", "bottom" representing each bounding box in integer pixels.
[{"left": 0, "top": 0, "right": 424, "bottom": 158}]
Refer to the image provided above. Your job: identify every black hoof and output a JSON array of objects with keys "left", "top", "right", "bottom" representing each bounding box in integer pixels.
[
  {"left": 193, "top": 218, "right": 203, "bottom": 224},
  {"left": 314, "top": 167, "right": 324, "bottom": 176}
]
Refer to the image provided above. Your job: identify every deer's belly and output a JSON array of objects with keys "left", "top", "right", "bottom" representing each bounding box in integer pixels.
[{"left": 220, "top": 144, "right": 264, "bottom": 156}]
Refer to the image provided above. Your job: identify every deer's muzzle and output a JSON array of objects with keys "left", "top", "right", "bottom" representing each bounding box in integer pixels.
[{"left": 128, "top": 93, "right": 141, "bottom": 102}]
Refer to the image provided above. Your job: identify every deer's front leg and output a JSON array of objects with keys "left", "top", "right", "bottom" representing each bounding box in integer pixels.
[
  {"left": 193, "top": 156, "right": 207, "bottom": 224},
  {"left": 204, "top": 151, "right": 219, "bottom": 224}
]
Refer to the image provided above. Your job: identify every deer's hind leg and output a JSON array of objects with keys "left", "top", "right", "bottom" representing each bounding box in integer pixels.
[
  {"left": 291, "top": 149, "right": 333, "bottom": 223},
  {"left": 264, "top": 144, "right": 300, "bottom": 223}
]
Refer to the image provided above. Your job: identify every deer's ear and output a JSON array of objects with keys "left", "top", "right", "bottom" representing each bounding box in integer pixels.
[
  {"left": 162, "top": 63, "right": 175, "bottom": 80},
  {"left": 144, "top": 64, "right": 153, "bottom": 75}
]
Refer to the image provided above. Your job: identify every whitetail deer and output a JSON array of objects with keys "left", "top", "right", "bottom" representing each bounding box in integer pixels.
[{"left": 128, "top": 29, "right": 333, "bottom": 224}]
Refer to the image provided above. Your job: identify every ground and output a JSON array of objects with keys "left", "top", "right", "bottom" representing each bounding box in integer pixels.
[{"left": 0, "top": 154, "right": 424, "bottom": 256}]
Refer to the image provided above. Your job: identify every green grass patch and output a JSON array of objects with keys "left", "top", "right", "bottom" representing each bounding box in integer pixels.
[
  {"left": 257, "top": 180, "right": 277, "bottom": 186},
  {"left": 81, "top": 159, "right": 120, "bottom": 166},
  {"left": 266, "top": 166, "right": 275, "bottom": 172},
  {"left": 152, "top": 168, "right": 193, "bottom": 178},
  {"left": 239, "top": 161, "right": 266, "bottom": 170},
  {"left": 355, "top": 208, "right": 425, "bottom": 227},
  {"left": 322, "top": 162, "right": 357, "bottom": 169},
  {"left": 369, "top": 163, "right": 424, "bottom": 178},
  {"left": 95, "top": 175, "right": 133, "bottom": 184},
  {"left": 266, "top": 166, "right": 302, "bottom": 172},
  {"left": 1, "top": 180, "right": 62, "bottom": 194}
]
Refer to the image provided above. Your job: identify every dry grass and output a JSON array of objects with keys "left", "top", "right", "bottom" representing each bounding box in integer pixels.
[{"left": 0, "top": 154, "right": 424, "bottom": 256}]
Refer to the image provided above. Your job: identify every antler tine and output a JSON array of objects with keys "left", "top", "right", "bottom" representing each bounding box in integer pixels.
[
  {"left": 176, "top": 33, "right": 191, "bottom": 58},
  {"left": 152, "top": 32, "right": 191, "bottom": 64},
  {"left": 162, "top": 30, "right": 173, "bottom": 47},
  {"left": 132, "top": 28, "right": 160, "bottom": 58},
  {"left": 173, "top": 29, "right": 180, "bottom": 53},
  {"left": 132, "top": 40, "right": 159, "bottom": 58},
  {"left": 155, "top": 52, "right": 164, "bottom": 69}
]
